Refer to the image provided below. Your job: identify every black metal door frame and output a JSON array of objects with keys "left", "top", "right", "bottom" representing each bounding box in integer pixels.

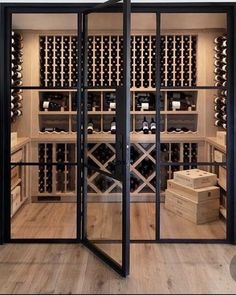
[
  {"left": 0, "top": 2, "right": 235, "bottom": 246},
  {"left": 81, "top": 0, "right": 131, "bottom": 277}
]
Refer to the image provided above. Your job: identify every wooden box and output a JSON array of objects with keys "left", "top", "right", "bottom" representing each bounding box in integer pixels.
[
  {"left": 173, "top": 169, "right": 217, "bottom": 189},
  {"left": 11, "top": 149, "right": 23, "bottom": 163},
  {"left": 167, "top": 179, "right": 220, "bottom": 203},
  {"left": 11, "top": 166, "right": 20, "bottom": 188},
  {"left": 219, "top": 166, "right": 227, "bottom": 190},
  {"left": 11, "top": 185, "right": 21, "bottom": 216},
  {"left": 165, "top": 189, "right": 220, "bottom": 224}
]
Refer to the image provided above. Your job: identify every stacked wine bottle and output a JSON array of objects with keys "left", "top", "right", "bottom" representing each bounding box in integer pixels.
[
  {"left": 40, "top": 36, "right": 78, "bottom": 88},
  {"left": 38, "top": 143, "right": 76, "bottom": 194},
  {"left": 39, "top": 34, "right": 197, "bottom": 89},
  {"left": 214, "top": 35, "right": 227, "bottom": 130},
  {"left": 38, "top": 144, "right": 53, "bottom": 193},
  {"left": 11, "top": 31, "right": 23, "bottom": 122}
]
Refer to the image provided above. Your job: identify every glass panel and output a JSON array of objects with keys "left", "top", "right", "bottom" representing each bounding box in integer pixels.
[
  {"left": 160, "top": 13, "right": 227, "bottom": 87},
  {"left": 10, "top": 13, "right": 78, "bottom": 239},
  {"left": 87, "top": 167, "right": 122, "bottom": 264},
  {"left": 130, "top": 13, "right": 157, "bottom": 240},
  {"left": 85, "top": 7, "right": 126, "bottom": 267},
  {"left": 160, "top": 164, "right": 226, "bottom": 240},
  {"left": 11, "top": 164, "right": 77, "bottom": 239},
  {"left": 159, "top": 87, "right": 227, "bottom": 239},
  {"left": 12, "top": 14, "right": 78, "bottom": 87}
]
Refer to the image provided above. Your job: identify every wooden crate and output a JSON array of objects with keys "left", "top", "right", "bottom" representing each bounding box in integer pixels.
[
  {"left": 173, "top": 169, "right": 217, "bottom": 189},
  {"left": 167, "top": 179, "right": 220, "bottom": 203},
  {"left": 165, "top": 189, "right": 220, "bottom": 224}
]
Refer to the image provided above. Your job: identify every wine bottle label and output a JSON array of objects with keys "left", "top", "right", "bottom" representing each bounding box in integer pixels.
[
  {"left": 141, "top": 103, "right": 149, "bottom": 110},
  {"left": 87, "top": 124, "right": 93, "bottom": 131},
  {"left": 143, "top": 122, "right": 149, "bottom": 130},
  {"left": 150, "top": 123, "right": 156, "bottom": 130},
  {"left": 43, "top": 101, "right": 50, "bottom": 109},
  {"left": 111, "top": 122, "right": 116, "bottom": 131},
  {"left": 172, "top": 101, "right": 181, "bottom": 110},
  {"left": 109, "top": 102, "right": 116, "bottom": 110}
]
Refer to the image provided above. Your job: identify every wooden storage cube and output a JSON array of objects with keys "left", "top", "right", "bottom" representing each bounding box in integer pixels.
[
  {"left": 173, "top": 169, "right": 217, "bottom": 189},
  {"left": 167, "top": 91, "right": 197, "bottom": 111},
  {"left": 135, "top": 114, "right": 164, "bottom": 133},
  {"left": 39, "top": 114, "right": 69, "bottom": 133},
  {"left": 134, "top": 92, "right": 161, "bottom": 111},
  {"left": 167, "top": 114, "right": 198, "bottom": 133},
  {"left": 165, "top": 189, "right": 220, "bottom": 224},
  {"left": 167, "top": 179, "right": 220, "bottom": 202},
  {"left": 39, "top": 91, "right": 69, "bottom": 111},
  {"left": 72, "top": 114, "right": 101, "bottom": 133}
]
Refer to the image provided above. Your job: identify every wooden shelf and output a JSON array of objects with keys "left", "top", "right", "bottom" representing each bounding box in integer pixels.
[
  {"left": 164, "top": 111, "right": 198, "bottom": 115},
  {"left": 38, "top": 111, "right": 71, "bottom": 115},
  {"left": 30, "top": 133, "right": 205, "bottom": 143}
]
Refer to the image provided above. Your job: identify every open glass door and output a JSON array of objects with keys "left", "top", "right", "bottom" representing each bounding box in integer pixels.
[{"left": 82, "top": 0, "right": 131, "bottom": 277}]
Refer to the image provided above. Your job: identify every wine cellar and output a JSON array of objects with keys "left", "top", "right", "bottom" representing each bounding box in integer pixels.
[{"left": 5, "top": 10, "right": 229, "bottom": 245}]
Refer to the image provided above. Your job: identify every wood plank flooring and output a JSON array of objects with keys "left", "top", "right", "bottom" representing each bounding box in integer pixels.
[
  {"left": 11, "top": 202, "right": 226, "bottom": 240},
  {"left": 0, "top": 243, "right": 235, "bottom": 294}
]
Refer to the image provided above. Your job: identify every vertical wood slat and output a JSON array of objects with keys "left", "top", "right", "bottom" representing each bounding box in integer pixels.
[
  {"left": 173, "top": 35, "right": 176, "bottom": 87},
  {"left": 52, "top": 36, "right": 55, "bottom": 87},
  {"left": 69, "top": 36, "right": 72, "bottom": 87},
  {"left": 189, "top": 35, "right": 193, "bottom": 86},
  {"left": 45, "top": 36, "right": 48, "bottom": 87},
  {"left": 181, "top": 35, "right": 184, "bottom": 87}
]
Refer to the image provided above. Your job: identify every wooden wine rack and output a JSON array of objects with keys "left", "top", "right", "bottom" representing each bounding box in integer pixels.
[
  {"left": 214, "top": 35, "right": 227, "bottom": 130},
  {"left": 37, "top": 89, "right": 199, "bottom": 135},
  {"left": 14, "top": 28, "right": 224, "bottom": 204},
  {"left": 11, "top": 31, "right": 23, "bottom": 124},
  {"left": 33, "top": 141, "right": 200, "bottom": 202},
  {"left": 39, "top": 34, "right": 197, "bottom": 88}
]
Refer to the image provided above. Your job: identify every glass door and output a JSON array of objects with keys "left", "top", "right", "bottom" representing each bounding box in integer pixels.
[{"left": 82, "top": 0, "right": 131, "bottom": 277}]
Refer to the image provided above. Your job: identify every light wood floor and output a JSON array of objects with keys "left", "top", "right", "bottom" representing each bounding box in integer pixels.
[
  {"left": 11, "top": 202, "right": 226, "bottom": 240},
  {"left": 0, "top": 243, "right": 236, "bottom": 294}
]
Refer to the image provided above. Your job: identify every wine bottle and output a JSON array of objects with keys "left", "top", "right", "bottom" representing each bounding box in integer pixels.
[
  {"left": 142, "top": 117, "right": 149, "bottom": 134},
  {"left": 87, "top": 119, "right": 94, "bottom": 134},
  {"left": 42, "top": 101, "right": 61, "bottom": 111},
  {"left": 13, "top": 109, "right": 22, "bottom": 117},
  {"left": 41, "top": 127, "right": 65, "bottom": 132},
  {"left": 150, "top": 118, "right": 156, "bottom": 134},
  {"left": 110, "top": 117, "right": 116, "bottom": 134},
  {"left": 215, "top": 119, "right": 223, "bottom": 127},
  {"left": 214, "top": 112, "right": 223, "bottom": 119}
]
